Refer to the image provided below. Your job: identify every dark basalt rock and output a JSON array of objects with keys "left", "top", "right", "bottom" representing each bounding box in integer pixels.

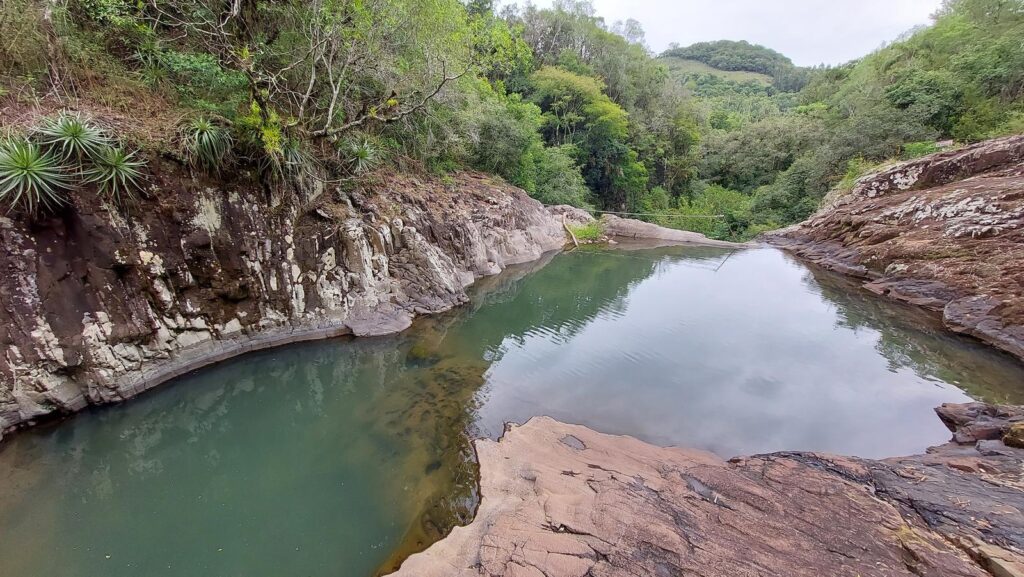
[{"left": 0, "top": 170, "right": 567, "bottom": 440}]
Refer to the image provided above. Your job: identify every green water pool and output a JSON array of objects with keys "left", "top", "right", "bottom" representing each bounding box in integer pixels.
[{"left": 2, "top": 245, "right": 1022, "bottom": 577}]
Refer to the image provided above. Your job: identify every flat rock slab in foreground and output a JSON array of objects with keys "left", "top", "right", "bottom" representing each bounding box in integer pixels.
[{"left": 391, "top": 405, "right": 1024, "bottom": 577}]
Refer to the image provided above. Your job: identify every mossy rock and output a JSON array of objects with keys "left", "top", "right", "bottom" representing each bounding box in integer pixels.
[
  {"left": 406, "top": 343, "right": 441, "bottom": 366},
  {"left": 1003, "top": 422, "right": 1024, "bottom": 449}
]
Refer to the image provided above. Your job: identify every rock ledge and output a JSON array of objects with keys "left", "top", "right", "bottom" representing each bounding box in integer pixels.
[{"left": 391, "top": 403, "right": 1024, "bottom": 577}]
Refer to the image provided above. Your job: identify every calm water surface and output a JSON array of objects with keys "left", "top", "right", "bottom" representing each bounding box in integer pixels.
[{"left": 2, "top": 245, "right": 1023, "bottom": 577}]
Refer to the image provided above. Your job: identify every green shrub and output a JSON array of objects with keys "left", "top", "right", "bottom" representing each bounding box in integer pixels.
[
  {"left": 837, "top": 157, "right": 899, "bottom": 191},
  {"left": 0, "top": 139, "right": 72, "bottom": 213},
  {"left": 531, "top": 145, "right": 592, "bottom": 208},
  {"left": 569, "top": 221, "right": 603, "bottom": 242},
  {"left": 902, "top": 141, "right": 941, "bottom": 159}
]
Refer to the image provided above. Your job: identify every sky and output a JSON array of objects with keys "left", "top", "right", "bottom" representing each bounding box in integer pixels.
[{"left": 514, "top": 0, "right": 946, "bottom": 66}]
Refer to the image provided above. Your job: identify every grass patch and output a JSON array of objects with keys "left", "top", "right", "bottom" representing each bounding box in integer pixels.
[
  {"left": 660, "top": 57, "right": 773, "bottom": 86},
  {"left": 569, "top": 221, "right": 604, "bottom": 242}
]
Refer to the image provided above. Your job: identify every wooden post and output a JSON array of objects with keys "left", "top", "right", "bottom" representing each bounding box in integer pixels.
[{"left": 562, "top": 214, "right": 579, "bottom": 248}]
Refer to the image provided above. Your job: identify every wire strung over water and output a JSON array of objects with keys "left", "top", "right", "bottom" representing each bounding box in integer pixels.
[{"left": 543, "top": 204, "right": 724, "bottom": 219}]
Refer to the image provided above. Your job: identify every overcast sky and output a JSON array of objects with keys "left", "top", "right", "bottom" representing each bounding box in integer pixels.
[{"left": 514, "top": 0, "right": 946, "bottom": 66}]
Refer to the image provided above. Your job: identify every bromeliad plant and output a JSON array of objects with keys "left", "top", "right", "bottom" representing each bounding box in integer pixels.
[
  {"left": 35, "top": 112, "right": 109, "bottom": 161},
  {"left": 0, "top": 111, "right": 149, "bottom": 214},
  {"left": 348, "top": 139, "right": 378, "bottom": 174},
  {"left": 0, "top": 138, "right": 73, "bottom": 214},
  {"left": 181, "top": 116, "right": 232, "bottom": 172},
  {"left": 85, "top": 146, "right": 146, "bottom": 201}
]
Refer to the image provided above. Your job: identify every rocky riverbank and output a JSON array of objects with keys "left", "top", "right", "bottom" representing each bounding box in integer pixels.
[
  {"left": 767, "top": 135, "right": 1024, "bottom": 361},
  {"left": 0, "top": 166, "right": 737, "bottom": 441},
  {"left": 0, "top": 169, "right": 568, "bottom": 440},
  {"left": 391, "top": 402, "right": 1024, "bottom": 577}
]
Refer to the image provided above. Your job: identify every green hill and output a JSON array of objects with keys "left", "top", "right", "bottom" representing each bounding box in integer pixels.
[{"left": 659, "top": 56, "right": 773, "bottom": 87}]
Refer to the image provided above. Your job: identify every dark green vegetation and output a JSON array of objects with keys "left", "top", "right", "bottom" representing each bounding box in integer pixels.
[{"left": 1, "top": 0, "right": 1022, "bottom": 239}]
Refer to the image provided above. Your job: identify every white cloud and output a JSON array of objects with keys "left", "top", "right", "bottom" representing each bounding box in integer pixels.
[{"left": 513, "top": 0, "right": 945, "bottom": 66}]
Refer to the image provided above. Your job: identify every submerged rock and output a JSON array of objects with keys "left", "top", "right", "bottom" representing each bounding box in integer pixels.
[
  {"left": 767, "top": 135, "right": 1024, "bottom": 361},
  {"left": 390, "top": 403, "right": 1024, "bottom": 577}
]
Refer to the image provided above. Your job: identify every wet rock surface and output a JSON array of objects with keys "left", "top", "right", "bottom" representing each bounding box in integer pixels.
[
  {"left": 767, "top": 135, "right": 1024, "bottom": 361},
  {"left": 390, "top": 403, "right": 1024, "bottom": 577},
  {"left": 0, "top": 169, "right": 565, "bottom": 438}
]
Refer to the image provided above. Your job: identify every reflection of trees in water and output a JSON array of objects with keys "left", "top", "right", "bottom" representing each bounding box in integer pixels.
[
  {"left": 800, "top": 260, "right": 1024, "bottom": 404},
  {"left": 447, "top": 246, "right": 736, "bottom": 357},
  {"left": 0, "top": 244, "right": 753, "bottom": 577},
  {"left": 378, "top": 244, "right": 748, "bottom": 570}
]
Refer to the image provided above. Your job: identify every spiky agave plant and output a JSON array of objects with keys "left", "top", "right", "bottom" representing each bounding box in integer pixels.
[
  {"left": 0, "top": 138, "right": 72, "bottom": 214},
  {"left": 36, "top": 112, "right": 109, "bottom": 161},
  {"left": 348, "top": 139, "right": 378, "bottom": 174},
  {"left": 282, "top": 138, "right": 314, "bottom": 177},
  {"left": 182, "top": 117, "right": 232, "bottom": 172},
  {"left": 84, "top": 146, "right": 146, "bottom": 201}
]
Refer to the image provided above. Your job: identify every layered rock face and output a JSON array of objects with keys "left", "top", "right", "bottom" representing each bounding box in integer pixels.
[
  {"left": 768, "top": 135, "right": 1024, "bottom": 360},
  {"left": 392, "top": 404, "right": 1024, "bottom": 577},
  {"left": 0, "top": 169, "right": 565, "bottom": 438}
]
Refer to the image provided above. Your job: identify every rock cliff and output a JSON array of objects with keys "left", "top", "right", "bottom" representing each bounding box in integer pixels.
[
  {"left": 391, "top": 403, "right": 1024, "bottom": 577},
  {"left": 0, "top": 168, "right": 565, "bottom": 439},
  {"left": 767, "top": 135, "right": 1024, "bottom": 361}
]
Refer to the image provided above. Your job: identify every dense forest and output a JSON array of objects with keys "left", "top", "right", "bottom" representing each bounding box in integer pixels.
[{"left": 1, "top": 0, "right": 1023, "bottom": 239}]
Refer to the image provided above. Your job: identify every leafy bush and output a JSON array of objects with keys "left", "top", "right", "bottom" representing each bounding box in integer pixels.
[
  {"left": 527, "top": 145, "right": 591, "bottom": 208},
  {"left": 903, "top": 141, "right": 941, "bottom": 159},
  {"left": 0, "top": 139, "right": 71, "bottom": 213},
  {"left": 569, "top": 220, "right": 603, "bottom": 242}
]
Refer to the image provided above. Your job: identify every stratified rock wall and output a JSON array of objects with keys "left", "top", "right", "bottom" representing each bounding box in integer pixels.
[
  {"left": 391, "top": 404, "right": 1024, "bottom": 577},
  {"left": 0, "top": 169, "right": 565, "bottom": 439},
  {"left": 768, "top": 135, "right": 1024, "bottom": 360}
]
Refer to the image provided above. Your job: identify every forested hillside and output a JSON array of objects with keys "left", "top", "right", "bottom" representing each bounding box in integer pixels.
[{"left": 1, "top": 0, "right": 1022, "bottom": 240}]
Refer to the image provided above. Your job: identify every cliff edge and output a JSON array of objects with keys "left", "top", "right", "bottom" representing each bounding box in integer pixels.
[{"left": 0, "top": 169, "right": 565, "bottom": 439}]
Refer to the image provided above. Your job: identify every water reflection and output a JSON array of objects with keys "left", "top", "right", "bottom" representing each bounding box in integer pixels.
[{"left": 1, "top": 245, "right": 1023, "bottom": 577}]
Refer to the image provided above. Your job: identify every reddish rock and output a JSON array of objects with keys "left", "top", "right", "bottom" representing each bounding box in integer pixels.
[
  {"left": 389, "top": 403, "right": 1024, "bottom": 577},
  {"left": 767, "top": 135, "right": 1024, "bottom": 361}
]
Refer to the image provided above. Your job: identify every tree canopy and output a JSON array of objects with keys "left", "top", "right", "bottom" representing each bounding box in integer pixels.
[{"left": 1, "top": 0, "right": 1021, "bottom": 239}]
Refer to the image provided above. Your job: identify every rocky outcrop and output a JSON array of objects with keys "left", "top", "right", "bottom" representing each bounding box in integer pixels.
[
  {"left": 391, "top": 403, "right": 1024, "bottom": 577},
  {"left": 767, "top": 135, "right": 1024, "bottom": 361},
  {"left": 600, "top": 214, "right": 747, "bottom": 248},
  {"left": 0, "top": 169, "right": 566, "bottom": 439}
]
